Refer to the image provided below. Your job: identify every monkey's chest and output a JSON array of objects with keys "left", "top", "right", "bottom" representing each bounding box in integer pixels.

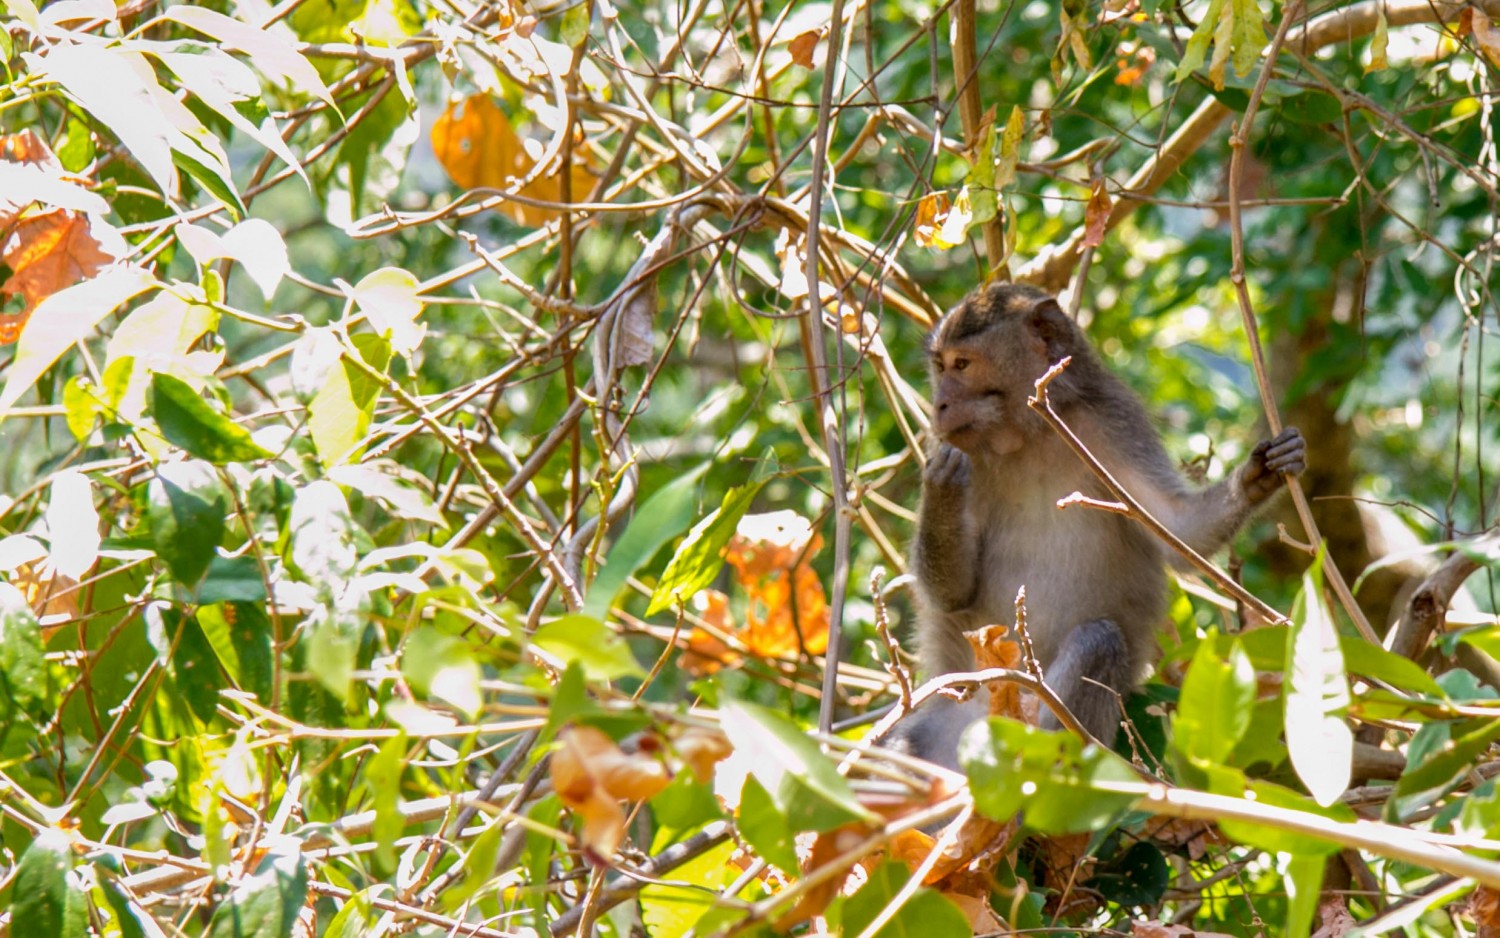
[{"left": 970, "top": 495, "right": 1164, "bottom": 664}]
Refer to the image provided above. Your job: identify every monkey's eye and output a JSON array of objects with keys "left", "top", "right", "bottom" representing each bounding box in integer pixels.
[{"left": 952, "top": 357, "right": 969, "bottom": 372}]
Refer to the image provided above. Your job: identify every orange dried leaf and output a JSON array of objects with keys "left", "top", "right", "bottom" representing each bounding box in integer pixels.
[
  {"left": 1, "top": 129, "right": 60, "bottom": 169},
  {"left": 429, "top": 94, "right": 596, "bottom": 228},
  {"left": 724, "top": 512, "right": 829, "bottom": 658},
  {"left": 774, "top": 825, "right": 868, "bottom": 930},
  {"left": 788, "top": 30, "right": 820, "bottom": 69},
  {"left": 675, "top": 726, "right": 733, "bottom": 782},
  {"left": 1473, "top": 9, "right": 1500, "bottom": 67},
  {"left": 683, "top": 588, "right": 739, "bottom": 675},
  {"left": 913, "top": 191, "right": 952, "bottom": 249},
  {"left": 964, "top": 624, "right": 1027, "bottom": 718},
  {"left": 551, "top": 726, "right": 670, "bottom": 861},
  {"left": 1, "top": 211, "right": 118, "bottom": 344},
  {"left": 1082, "top": 178, "right": 1113, "bottom": 248}
]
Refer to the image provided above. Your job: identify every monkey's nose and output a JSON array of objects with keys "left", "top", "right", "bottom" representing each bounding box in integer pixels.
[{"left": 937, "top": 402, "right": 948, "bottom": 412}]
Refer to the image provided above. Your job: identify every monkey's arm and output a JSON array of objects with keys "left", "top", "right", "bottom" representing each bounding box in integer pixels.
[
  {"left": 911, "top": 444, "right": 981, "bottom": 612},
  {"left": 1117, "top": 428, "right": 1306, "bottom": 557}
]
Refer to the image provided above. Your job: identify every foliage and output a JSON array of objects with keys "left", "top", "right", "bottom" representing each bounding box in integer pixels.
[{"left": 0, "top": 0, "right": 1497, "bottom": 935}]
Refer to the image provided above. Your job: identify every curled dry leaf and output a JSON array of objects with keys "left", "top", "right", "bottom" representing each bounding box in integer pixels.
[
  {"left": 1, "top": 211, "right": 120, "bottom": 344},
  {"left": 913, "top": 190, "right": 971, "bottom": 250},
  {"left": 550, "top": 725, "right": 670, "bottom": 862},
  {"left": 774, "top": 824, "right": 870, "bottom": 931},
  {"left": 674, "top": 726, "right": 733, "bottom": 782},
  {"left": 964, "top": 624, "right": 1029, "bottom": 720},
  {"left": 1082, "top": 177, "right": 1113, "bottom": 249},
  {"left": 1468, "top": 885, "right": 1500, "bottom": 938},
  {"left": 788, "top": 29, "right": 821, "bottom": 69}
]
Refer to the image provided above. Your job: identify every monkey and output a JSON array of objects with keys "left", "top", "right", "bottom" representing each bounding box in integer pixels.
[{"left": 893, "top": 283, "right": 1306, "bottom": 769}]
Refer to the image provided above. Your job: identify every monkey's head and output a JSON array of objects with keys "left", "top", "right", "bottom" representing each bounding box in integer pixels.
[{"left": 925, "top": 284, "right": 1083, "bottom": 457}]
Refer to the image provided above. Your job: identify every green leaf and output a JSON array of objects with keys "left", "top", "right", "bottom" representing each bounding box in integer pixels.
[
  {"left": 198, "top": 555, "right": 270, "bottom": 604},
  {"left": 402, "top": 626, "right": 482, "bottom": 718},
  {"left": 205, "top": 844, "right": 308, "bottom": 938},
  {"left": 1173, "top": 634, "right": 1255, "bottom": 766},
  {"left": 1175, "top": 0, "right": 1226, "bottom": 83},
  {"left": 640, "top": 835, "right": 740, "bottom": 937},
  {"left": 197, "top": 602, "right": 274, "bottom": 700},
  {"left": 1285, "top": 853, "right": 1324, "bottom": 938},
  {"left": 1391, "top": 718, "right": 1500, "bottom": 820},
  {"left": 307, "top": 606, "right": 362, "bottom": 702},
  {"left": 583, "top": 463, "right": 709, "bottom": 620},
  {"left": 1086, "top": 840, "right": 1169, "bottom": 907},
  {"left": 148, "top": 460, "right": 229, "bottom": 587},
  {"left": 539, "top": 660, "right": 592, "bottom": 746},
  {"left": 12, "top": 829, "right": 88, "bottom": 938},
  {"left": 1285, "top": 556, "right": 1353, "bottom": 806},
  {"left": 560, "top": 2, "right": 590, "bottom": 46},
  {"left": 364, "top": 732, "right": 407, "bottom": 869},
  {"left": 149, "top": 372, "right": 271, "bottom": 464},
  {"left": 647, "top": 479, "right": 766, "bottom": 615},
  {"left": 0, "top": 583, "right": 47, "bottom": 723},
  {"left": 531, "top": 614, "right": 644, "bottom": 681},
  {"left": 1207, "top": 765, "right": 1350, "bottom": 856},
  {"left": 736, "top": 775, "right": 799, "bottom": 873},
  {"left": 0, "top": 268, "right": 156, "bottom": 417},
  {"left": 719, "top": 697, "right": 876, "bottom": 831},
  {"left": 323, "top": 886, "right": 383, "bottom": 938},
  {"left": 838, "top": 860, "right": 970, "bottom": 938},
  {"left": 96, "top": 875, "right": 152, "bottom": 938},
  {"left": 289, "top": 480, "right": 358, "bottom": 590},
  {"left": 62, "top": 374, "right": 102, "bottom": 441},
  {"left": 959, "top": 718, "right": 1138, "bottom": 834},
  {"left": 169, "top": 608, "right": 224, "bottom": 723},
  {"left": 1281, "top": 89, "right": 1342, "bottom": 125},
  {"left": 1339, "top": 633, "right": 1443, "bottom": 697},
  {"left": 308, "top": 333, "right": 391, "bottom": 468},
  {"left": 440, "top": 817, "right": 504, "bottom": 908},
  {"left": 351, "top": 267, "right": 425, "bottom": 355}
]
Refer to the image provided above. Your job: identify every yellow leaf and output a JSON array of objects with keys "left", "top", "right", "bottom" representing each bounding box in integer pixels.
[{"left": 1365, "top": 6, "right": 1389, "bottom": 72}]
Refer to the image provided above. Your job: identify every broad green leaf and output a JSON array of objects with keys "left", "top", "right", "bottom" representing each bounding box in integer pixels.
[
  {"left": 328, "top": 463, "right": 444, "bottom": 525},
  {"left": 1175, "top": 0, "right": 1226, "bottom": 84},
  {"left": 12, "top": 829, "right": 88, "bottom": 938},
  {"left": 1284, "top": 853, "right": 1325, "bottom": 938},
  {"left": 170, "top": 609, "right": 224, "bottom": 724},
  {"left": 174, "top": 220, "right": 289, "bottom": 300},
  {"left": 307, "top": 605, "right": 362, "bottom": 701},
  {"left": 735, "top": 775, "right": 798, "bottom": 873},
  {"left": 62, "top": 375, "right": 102, "bottom": 440},
  {"left": 0, "top": 583, "right": 46, "bottom": 722},
  {"left": 560, "top": 2, "right": 590, "bottom": 46},
  {"left": 106, "top": 290, "right": 219, "bottom": 369},
  {"left": 149, "top": 373, "right": 272, "bottom": 465},
  {"left": 289, "top": 480, "right": 358, "bottom": 589},
  {"left": 440, "top": 818, "right": 504, "bottom": 909},
  {"left": 205, "top": 843, "right": 308, "bottom": 938},
  {"left": 1086, "top": 841, "right": 1170, "bottom": 907},
  {"left": 402, "top": 626, "right": 481, "bottom": 718},
  {"left": 147, "top": 460, "right": 229, "bottom": 587},
  {"left": 837, "top": 860, "right": 970, "bottom": 938},
  {"left": 960, "top": 718, "right": 1137, "bottom": 834},
  {"left": 0, "top": 267, "right": 155, "bottom": 417},
  {"left": 197, "top": 556, "right": 270, "bottom": 604},
  {"left": 531, "top": 614, "right": 643, "bottom": 681},
  {"left": 197, "top": 603, "right": 274, "bottom": 700},
  {"left": 323, "top": 886, "right": 383, "bottom": 938},
  {"left": 364, "top": 732, "right": 407, "bottom": 869},
  {"left": 307, "top": 334, "right": 391, "bottom": 468},
  {"left": 719, "top": 697, "right": 875, "bottom": 831},
  {"left": 166, "top": 6, "right": 334, "bottom": 105},
  {"left": 647, "top": 479, "right": 765, "bottom": 615},
  {"left": 639, "top": 835, "right": 739, "bottom": 937},
  {"left": 1285, "top": 559, "right": 1353, "bottom": 806},
  {"left": 45, "top": 468, "right": 99, "bottom": 579},
  {"left": 96, "top": 875, "right": 156, "bottom": 938},
  {"left": 159, "top": 53, "right": 308, "bottom": 191},
  {"left": 1391, "top": 718, "right": 1500, "bottom": 820},
  {"left": 1339, "top": 634, "right": 1444, "bottom": 697},
  {"left": 1173, "top": 634, "right": 1254, "bottom": 766},
  {"left": 351, "top": 267, "right": 424, "bottom": 355},
  {"left": 583, "top": 463, "right": 709, "bottom": 620},
  {"left": 1206, "top": 765, "right": 1350, "bottom": 856}
]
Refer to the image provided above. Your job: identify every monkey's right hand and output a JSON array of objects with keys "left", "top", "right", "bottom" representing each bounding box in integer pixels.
[
  {"left": 1240, "top": 427, "right": 1306, "bottom": 504},
  {"left": 924, "top": 443, "right": 972, "bottom": 498}
]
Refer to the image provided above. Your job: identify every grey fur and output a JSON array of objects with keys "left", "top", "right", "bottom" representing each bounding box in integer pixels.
[{"left": 892, "top": 284, "right": 1305, "bottom": 768}]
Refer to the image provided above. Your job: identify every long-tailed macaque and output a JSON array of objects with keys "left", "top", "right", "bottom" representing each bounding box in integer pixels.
[{"left": 896, "top": 283, "right": 1305, "bottom": 767}]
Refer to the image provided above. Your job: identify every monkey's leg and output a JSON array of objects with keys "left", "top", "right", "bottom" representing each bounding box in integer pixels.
[{"left": 1037, "top": 619, "right": 1132, "bottom": 746}]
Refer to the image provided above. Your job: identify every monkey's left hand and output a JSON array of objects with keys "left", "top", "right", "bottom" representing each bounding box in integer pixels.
[{"left": 1239, "top": 427, "right": 1306, "bottom": 504}]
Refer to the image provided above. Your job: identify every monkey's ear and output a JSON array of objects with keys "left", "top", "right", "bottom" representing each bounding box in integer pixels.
[{"left": 1027, "top": 298, "right": 1076, "bottom": 362}]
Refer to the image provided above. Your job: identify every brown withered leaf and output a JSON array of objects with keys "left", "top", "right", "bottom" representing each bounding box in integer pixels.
[
  {"left": 674, "top": 726, "right": 733, "bottom": 782},
  {"left": 1, "top": 210, "right": 118, "bottom": 344},
  {"left": 1133, "top": 922, "right": 1241, "bottom": 938},
  {"left": 1473, "top": 9, "right": 1500, "bottom": 67},
  {"left": 788, "top": 29, "right": 821, "bottom": 69},
  {"left": 430, "top": 94, "right": 596, "bottom": 228},
  {"left": 1082, "top": 177, "right": 1113, "bottom": 248},
  {"left": 1469, "top": 886, "right": 1500, "bottom": 938},
  {"left": 11, "top": 561, "right": 80, "bottom": 638},
  {"left": 551, "top": 725, "right": 670, "bottom": 862},
  {"left": 964, "top": 624, "right": 1028, "bottom": 719},
  {"left": 774, "top": 824, "right": 870, "bottom": 930}
]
